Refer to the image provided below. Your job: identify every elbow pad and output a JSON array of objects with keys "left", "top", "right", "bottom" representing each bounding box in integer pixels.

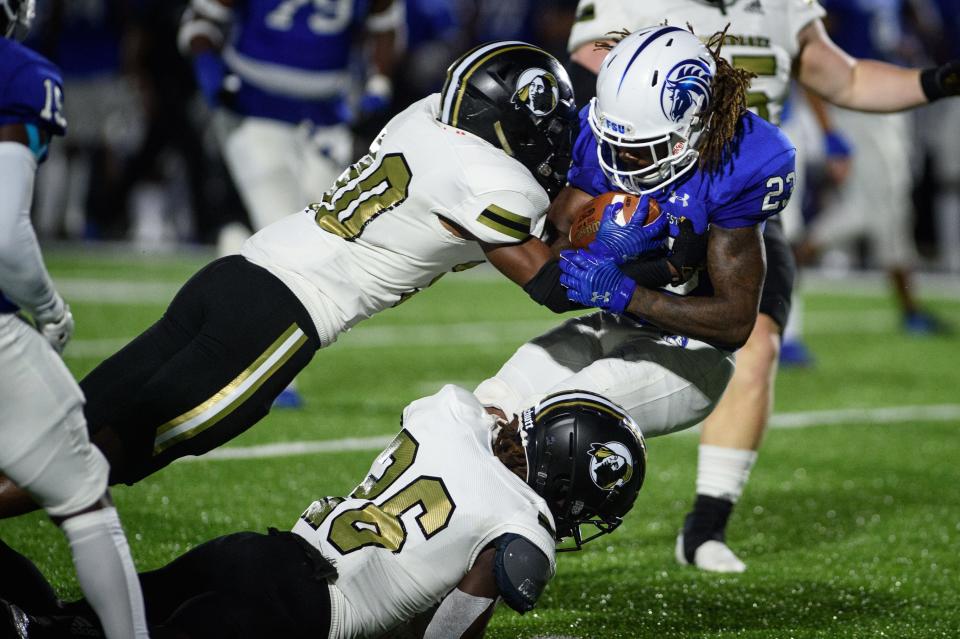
[
  {"left": 523, "top": 260, "right": 584, "bottom": 313},
  {"left": 493, "top": 534, "right": 552, "bottom": 614}
]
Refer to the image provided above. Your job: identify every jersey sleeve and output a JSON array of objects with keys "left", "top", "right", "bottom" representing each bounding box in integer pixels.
[
  {"left": 444, "top": 187, "right": 546, "bottom": 245},
  {"left": 0, "top": 55, "right": 67, "bottom": 137},
  {"left": 781, "top": 0, "right": 827, "bottom": 58},
  {"left": 709, "top": 148, "right": 797, "bottom": 228}
]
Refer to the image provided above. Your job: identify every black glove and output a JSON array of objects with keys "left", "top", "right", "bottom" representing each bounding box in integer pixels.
[
  {"left": 620, "top": 218, "right": 708, "bottom": 288},
  {"left": 921, "top": 60, "right": 960, "bottom": 101}
]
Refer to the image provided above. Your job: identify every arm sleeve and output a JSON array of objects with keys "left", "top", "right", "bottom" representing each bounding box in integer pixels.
[
  {"left": 0, "top": 142, "right": 62, "bottom": 320},
  {"left": 423, "top": 589, "right": 494, "bottom": 639},
  {"left": 782, "top": 0, "right": 827, "bottom": 58}
]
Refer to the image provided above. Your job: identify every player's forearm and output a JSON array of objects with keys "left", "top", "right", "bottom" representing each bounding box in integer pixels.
[
  {"left": 367, "top": 0, "right": 401, "bottom": 76},
  {"left": 625, "top": 288, "right": 757, "bottom": 350},
  {"left": 797, "top": 22, "right": 926, "bottom": 112},
  {"left": 0, "top": 143, "right": 60, "bottom": 318},
  {"left": 806, "top": 58, "right": 926, "bottom": 112}
]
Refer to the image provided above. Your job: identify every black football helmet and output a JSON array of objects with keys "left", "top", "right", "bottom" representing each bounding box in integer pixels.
[
  {"left": 438, "top": 41, "right": 577, "bottom": 198},
  {"left": 520, "top": 390, "right": 646, "bottom": 551},
  {"left": 1, "top": 0, "right": 34, "bottom": 40}
]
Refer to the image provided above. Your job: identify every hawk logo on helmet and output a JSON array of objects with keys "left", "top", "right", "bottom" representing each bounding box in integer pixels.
[
  {"left": 660, "top": 59, "right": 713, "bottom": 123},
  {"left": 587, "top": 442, "right": 635, "bottom": 490},
  {"left": 512, "top": 68, "right": 559, "bottom": 117}
]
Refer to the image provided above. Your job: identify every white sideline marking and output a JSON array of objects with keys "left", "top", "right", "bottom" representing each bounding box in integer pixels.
[{"left": 182, "top": 403, "right": 960, "bottom": 463}]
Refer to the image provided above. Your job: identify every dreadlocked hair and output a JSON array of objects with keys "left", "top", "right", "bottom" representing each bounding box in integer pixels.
[
  {"left": 493, "top": 419, "right": 527, "bottom": 481},
  {"left": 697, "top": 27, "right": 755, "bottom": 172}
]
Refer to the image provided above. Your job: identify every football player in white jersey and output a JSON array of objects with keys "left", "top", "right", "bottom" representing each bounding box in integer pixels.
[
  {"left": 179, "top": 0, "right": 403, "bottom": 408},
  {"left": 0, "top": 41, "right": 617, "bottom": 517},
  {"left": 1, "top": 388, "right": 646, "bottom": 639},
  {"left": 0, "top": 2, "right": 148, "bottom": 637},
  {"left": 544, "top": 0, "right": 960, "bottom": 573}
]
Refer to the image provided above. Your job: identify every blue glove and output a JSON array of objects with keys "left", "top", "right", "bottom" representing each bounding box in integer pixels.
[
  {"left": 193, "top": 51, "right": 226, "bottom": 107},
  {"left": 589, "top": 197, "right": 670, "bottom": 264},
  {"left": 559, "top": 249, "right": 636, "bottom": 314},
  {"left": 823, "top": 130, "right": 852, "bottom": 159},
  {"left": 359, "top": 73, "right": 393, "bottom": 116}
]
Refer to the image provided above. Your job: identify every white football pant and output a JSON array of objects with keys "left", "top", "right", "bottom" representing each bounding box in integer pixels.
[
  {"left": 218, "top": 115, "right": 352, "bottom": 252},
  {"left": 0, "top": 313, "right": 108, "bottom": 516},
  {"left": 475, "top": 312, "right": 735, "bottom": 438},
  {"left": 809, "top": 109, "right": 916, "bottom": 269}
]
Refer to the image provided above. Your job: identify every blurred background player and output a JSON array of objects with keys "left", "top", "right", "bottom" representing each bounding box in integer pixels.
[
  {"left": 565, "top": 0, "right": 960, "bottom": 572},
  {"left": 0, "top": 1, "right": 148, "bottom": 637},
  {"left": 797, "top": 0, "right": 951, "bottom": 335},
  {"left": 179, "top": 0, "right": 401, "bottom": 407},
  {"left": 1, "top": 387, "right": 646, "bottom": 639}
]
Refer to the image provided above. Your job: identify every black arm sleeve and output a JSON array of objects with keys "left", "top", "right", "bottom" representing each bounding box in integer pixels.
[
  {"left": 620, "top": 258, "right": 674, "bottom": 289},
  {"left": 523, "top": 259, "right": 586, "bottom": 313}
]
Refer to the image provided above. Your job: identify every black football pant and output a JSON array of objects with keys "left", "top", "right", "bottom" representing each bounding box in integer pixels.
[{"left": 80, "top": 256, "right": 322, "bottom": 484}]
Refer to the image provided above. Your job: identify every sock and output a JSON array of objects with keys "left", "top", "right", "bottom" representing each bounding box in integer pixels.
[
  {"left": 60, "top": 507, "right": 149, "bottom": 639},
  {"left": 695, "top": 444, "right": 758, "bottom": 503},
  {"left": 681, "top": 445, "right": 758, "bottom": 562}
]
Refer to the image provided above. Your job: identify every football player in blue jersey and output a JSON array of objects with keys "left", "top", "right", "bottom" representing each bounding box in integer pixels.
[
  {"left": 559, "top": 0, "right": 960, "bottom": 575},
  {"left": 0, "top": 1, "right": 148, "bottom": 637},
  {"left": 179, "top": 0, "right": 402, "bottom": 408},
  {"left": 476, "top": 26, "right": 795, "bottom": 512}
]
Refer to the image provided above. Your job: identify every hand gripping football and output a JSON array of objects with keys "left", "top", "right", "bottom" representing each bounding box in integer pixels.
[{"left": 569, "top": 192, "right": 661, "bottom": 249}]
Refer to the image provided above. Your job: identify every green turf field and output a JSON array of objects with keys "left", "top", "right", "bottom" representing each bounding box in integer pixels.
[{"left": 3, "top": 251, "right": 959, "bottom": 638}]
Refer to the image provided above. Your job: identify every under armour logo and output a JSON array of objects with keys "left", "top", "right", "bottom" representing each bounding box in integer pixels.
[
  {"left": 591, "top": 291, "right": 611, "bottom": 304},
  {"left": 668, "top": 192, "right": 690, "bottom": 207}
]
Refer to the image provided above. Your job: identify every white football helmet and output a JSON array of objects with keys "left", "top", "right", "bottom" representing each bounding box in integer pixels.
[{"left": 589, "top": 26, "right": 716, "bottom": 195}]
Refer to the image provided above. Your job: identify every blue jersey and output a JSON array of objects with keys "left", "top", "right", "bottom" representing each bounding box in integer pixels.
[
  {"left": 568, "top": 105, "right": 795, "bottom": 297},
  {"left": 0, "top": 40, "right": 67, "bottom": 313},
  {"left": 0, "top": 38, "right": 67, "bottom": 141},
  {"left": 822, "top": 0, "right": 904, "bottom": 63},
  {"left": 224, "top": 0, "right": 371, "bottom": 125}
]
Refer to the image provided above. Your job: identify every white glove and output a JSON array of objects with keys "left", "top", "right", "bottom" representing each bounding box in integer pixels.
[{"left": 34, "top": 295, "right": 74, "bottom": 353}]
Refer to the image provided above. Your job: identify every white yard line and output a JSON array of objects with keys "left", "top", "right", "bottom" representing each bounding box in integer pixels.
[
  {"left": 64, "top": 308, "right": 921, "bottom": 359},
  {"left": 180, "top": 403, "right": 960, "bottom": 463}
]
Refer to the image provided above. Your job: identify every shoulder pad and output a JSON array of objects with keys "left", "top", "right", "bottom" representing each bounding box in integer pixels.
[{"left": 493, "top": 533, "right": 551, "bottom": 614}]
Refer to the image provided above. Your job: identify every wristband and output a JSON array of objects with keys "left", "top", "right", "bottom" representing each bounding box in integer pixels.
[{"left": 921, "top": 62, "right": 960, "bottom": 102}]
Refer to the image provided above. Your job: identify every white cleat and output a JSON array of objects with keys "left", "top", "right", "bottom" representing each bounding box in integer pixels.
[{"left": 675, "top": 534, "right": 747, "bottom": 573}]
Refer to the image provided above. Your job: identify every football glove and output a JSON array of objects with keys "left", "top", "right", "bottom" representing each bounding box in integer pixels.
[
  {"left": 559, "top": 249, "right": 636, "bottom": 314},
  {"left": 921, "top": 60, "right": 960, "bottom": 101},
  {"left": 588, "top": 198, "right": 669, "bottom": 264},
  {"left": 823, "top": 130, "right": 852, "bottom": 158},
  {"left": 34, "top": 296, "right": 74, "bottom": 353},
  {"left": 359, "top": 73, "right": 393, "bottom": 116}
]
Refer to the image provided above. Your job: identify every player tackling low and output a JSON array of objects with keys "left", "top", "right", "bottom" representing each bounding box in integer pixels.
[{"left": 1, "top": 387, "right": 646, "bottom": 639}]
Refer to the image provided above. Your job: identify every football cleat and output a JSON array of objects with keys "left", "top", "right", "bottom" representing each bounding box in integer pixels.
[
  {"left": 272, "top": 386, "right": 303, "bottom": 410},
  {"left": 779, "top": 339, "right": 815, "bottom": 368},
  {"left": 903, "top": 311, "right": 952, "bottom": 336},
  {"left": 675, "top": 534, "right": 747, "bottom": 573}
]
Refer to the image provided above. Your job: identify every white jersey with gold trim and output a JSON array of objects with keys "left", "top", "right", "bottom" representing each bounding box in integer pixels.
[
  {"left": 241, "top": 95, "right": 549, "bottom": 344},
  {"left": 292, "top": 385, "right": 557, "bottom": 639},
  {"left": 568, "top": 0, "right": 825, "bottom": 125}
]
